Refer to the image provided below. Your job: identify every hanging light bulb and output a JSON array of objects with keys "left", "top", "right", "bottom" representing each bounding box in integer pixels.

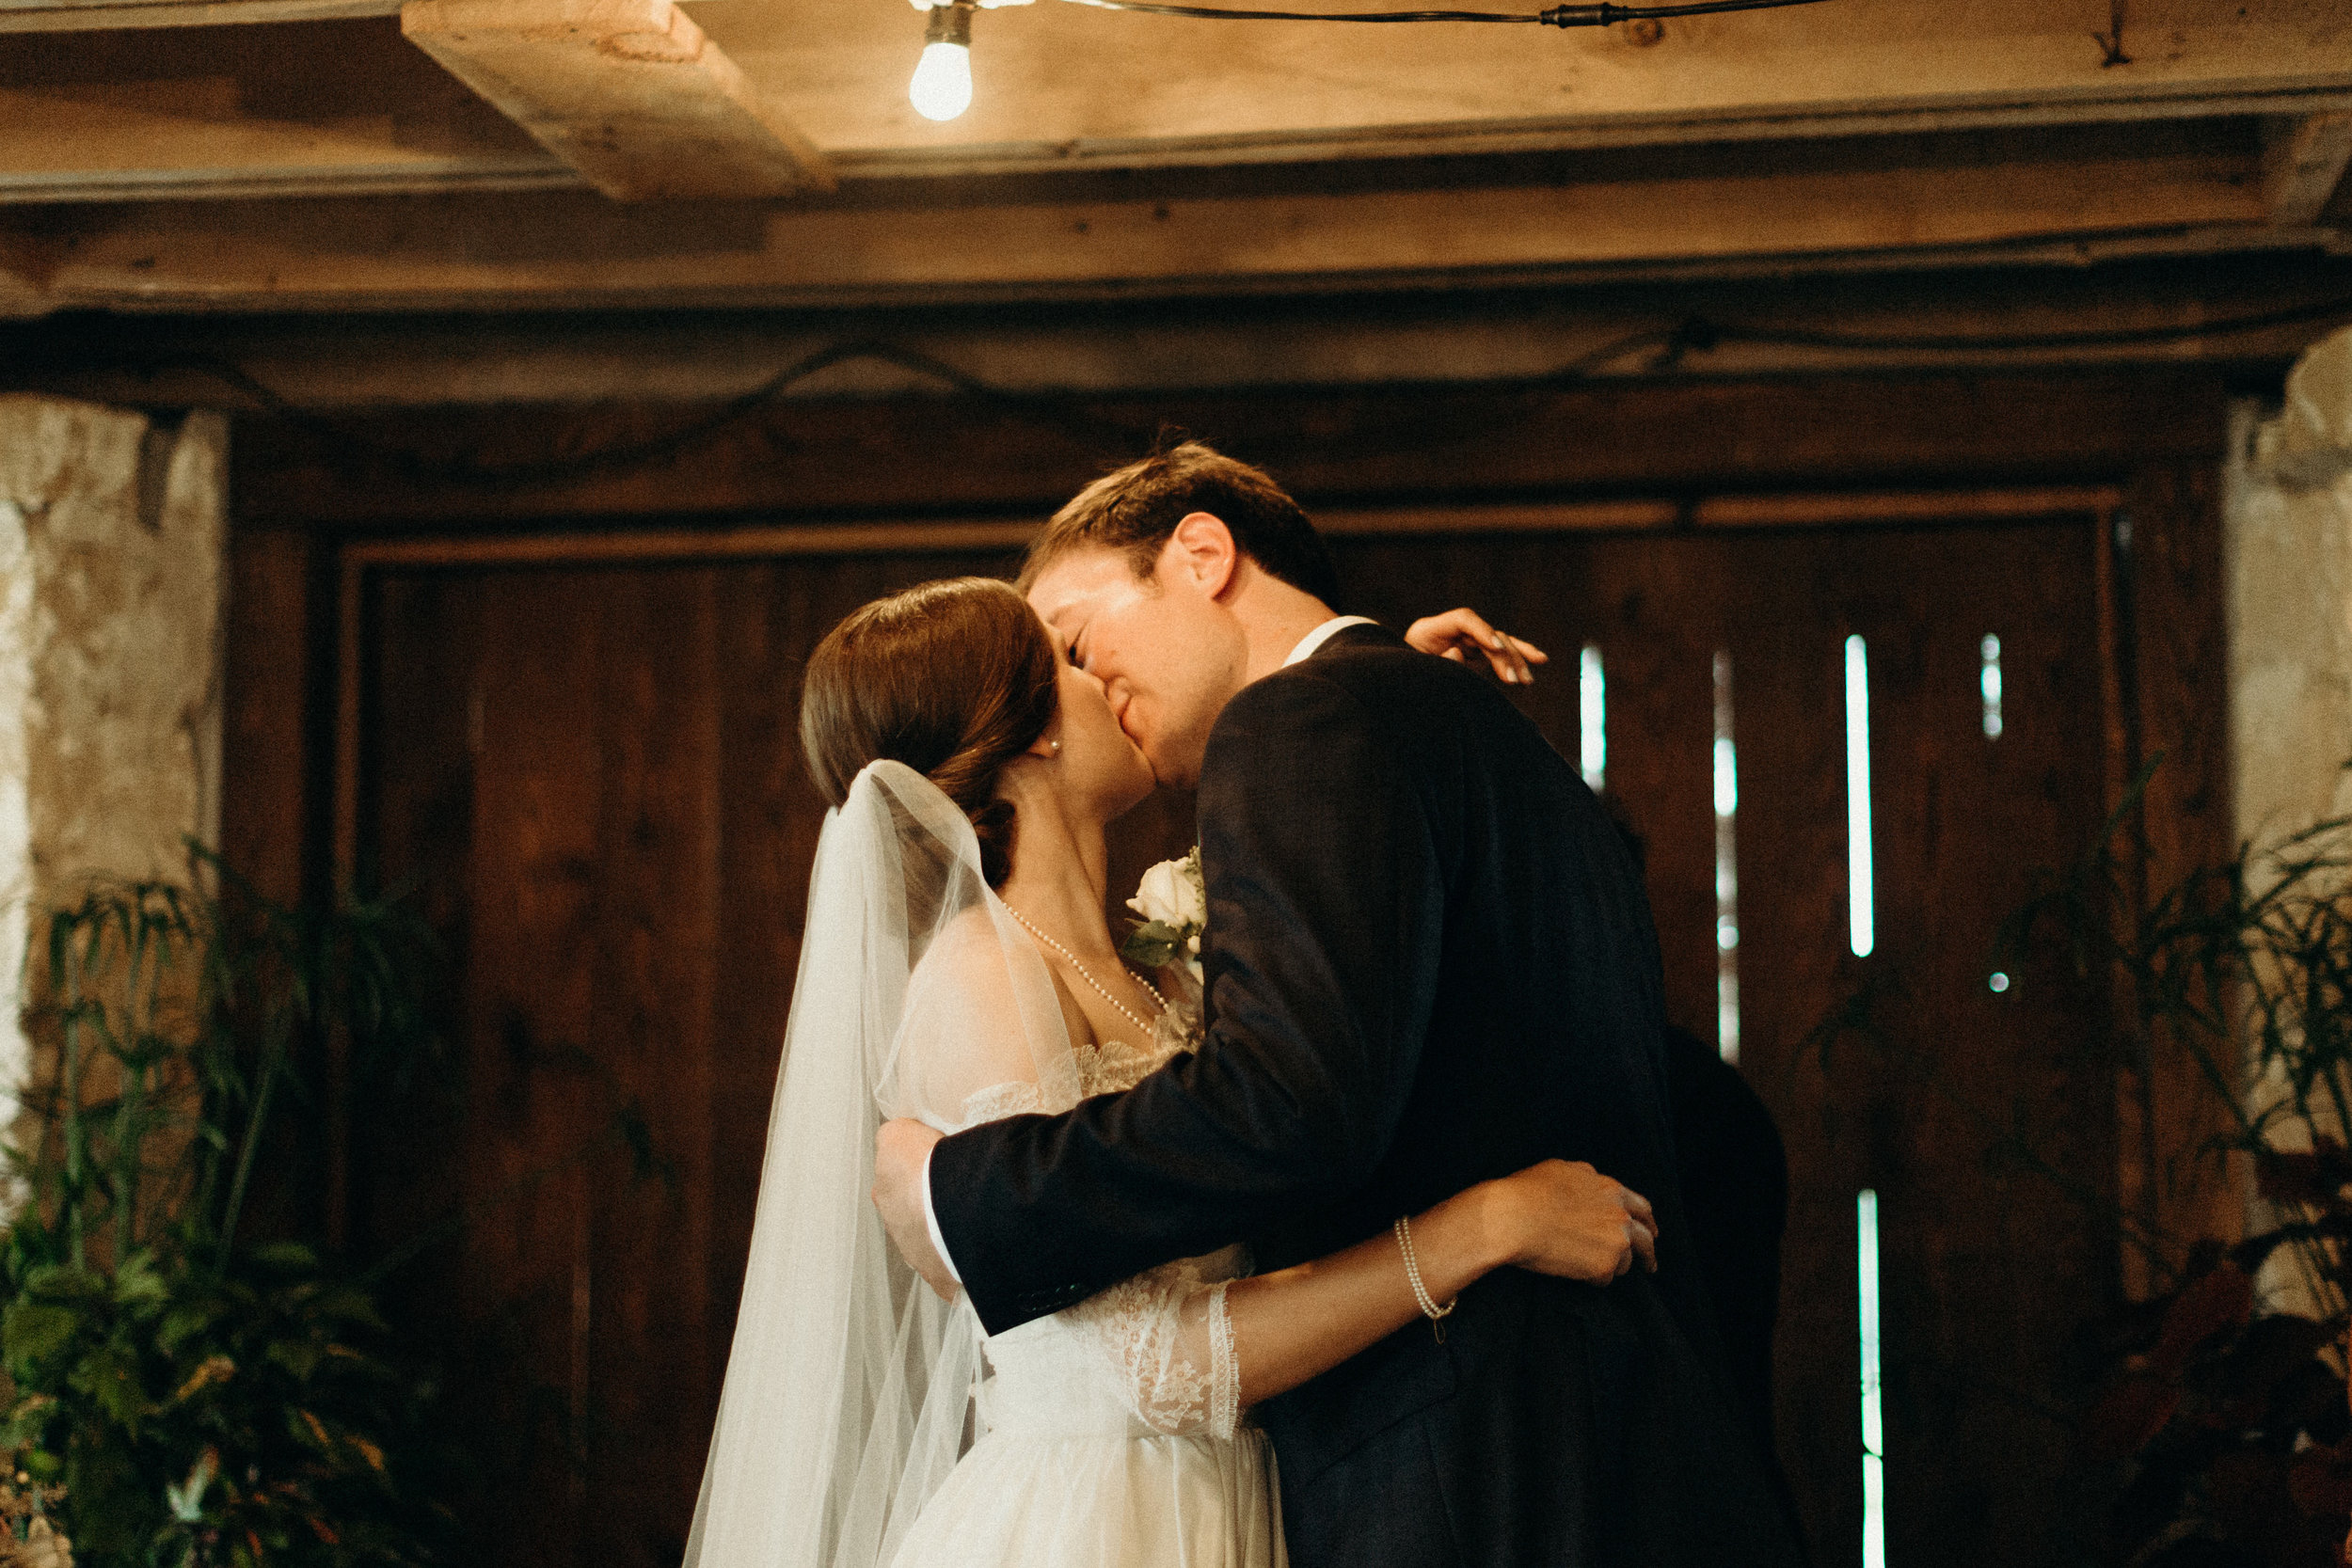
[{"left": 910, "top": 3, "right": 975, "bottom": 122}]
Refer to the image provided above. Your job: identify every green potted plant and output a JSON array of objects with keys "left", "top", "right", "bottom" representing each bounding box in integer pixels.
[{"left": 0, "top": 858, "right": 455, "bottom": 1568}]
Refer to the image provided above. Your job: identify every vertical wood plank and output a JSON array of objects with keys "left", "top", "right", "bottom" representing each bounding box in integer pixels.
[
  {"left": 1847, "top": 523, "right": 2114, "bottom": 1568},
  {"left": 219, "top": 526, "right": 326, "bottom": 1243},
  {"left": 358, "top": 571, "right": 478, "bottom": 1269},
  {"left": 2118, "top": 467, "right": 2241, "bottom": 1264},
  {"left": 582, "top": 565, "right": 723, "bottom": 1557},
  {"left": 221, "top": 528, "right": 314, "bottom": 905},
  {"left": 1719, "top": 527, "right": 1866, "bottom": 1568},
  {"left": 459, "top": 568, "right": 609, "bottom": 1568},
  {"left": 703, "top": 561, "right": 803, "bottom": 1407}
]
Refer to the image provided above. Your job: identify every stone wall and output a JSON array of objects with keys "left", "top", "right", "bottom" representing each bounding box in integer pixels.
[
  {"left": 0, "top": 395, "right": 227, "bottom": 1120},
  {"left": 2227, "top": 328, "right": 2352, "bottom": 1306},
  {"left": 2230, "top": 330, "right": 2352, "bottom": 848}
]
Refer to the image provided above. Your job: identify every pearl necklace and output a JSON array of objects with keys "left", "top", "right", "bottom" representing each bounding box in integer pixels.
[{"left": 1004, "top": 905, "right": 1168, "bottom": 1041}]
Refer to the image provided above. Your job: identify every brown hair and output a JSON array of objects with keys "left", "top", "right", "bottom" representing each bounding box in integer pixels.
[
  {"left": 800, "top": 577, "right": 1059, "bottom": 886},
  {"left": 1018, "top": 440, "right": 1342, "bottom": 609}
]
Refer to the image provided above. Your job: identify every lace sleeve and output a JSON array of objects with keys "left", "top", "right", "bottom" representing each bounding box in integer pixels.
[{"left": 1057, "top": 1249, "right": 1246, "bottom": 1440}]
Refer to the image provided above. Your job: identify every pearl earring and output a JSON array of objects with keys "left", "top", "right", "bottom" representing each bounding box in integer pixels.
[{"left": 1049, "top": 739, "right": 1062, "bottom": 754}]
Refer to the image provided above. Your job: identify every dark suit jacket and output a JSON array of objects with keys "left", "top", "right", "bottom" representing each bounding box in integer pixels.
[
  {"left": 1662, "top": 1023, "right": 1799, "bottom": 1525},
  {"left": 929, "top": 625, "right": 1804, "bottom": 1567}
]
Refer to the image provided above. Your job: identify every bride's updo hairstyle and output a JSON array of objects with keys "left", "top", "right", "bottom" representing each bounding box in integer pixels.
[{"left": 800, "top": 577, "right": 1059, "bottom": 887}]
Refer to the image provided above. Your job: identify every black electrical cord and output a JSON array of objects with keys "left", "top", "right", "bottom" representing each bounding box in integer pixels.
[
  {"left": 162, "top": 340, "right": 1148, "bottom": 489},
  {"left": 1048, "top": 0, "right": 1835, "bottom": 24},
  {"left": 76, "top": 291, "right": 2352, "bottom": 489},
  {"left": 1054, "top": 1, "right": 1547, "bottom": 18}
]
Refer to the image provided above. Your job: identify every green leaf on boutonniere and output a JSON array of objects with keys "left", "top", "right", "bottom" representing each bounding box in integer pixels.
[{"left": 1120, "top": 921, "right": 1185, "bottom": 972}]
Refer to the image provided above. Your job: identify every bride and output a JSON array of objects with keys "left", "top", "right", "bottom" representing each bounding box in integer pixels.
[{"left": 683, "top": 578, "right": 1660, "bottom": 1568}]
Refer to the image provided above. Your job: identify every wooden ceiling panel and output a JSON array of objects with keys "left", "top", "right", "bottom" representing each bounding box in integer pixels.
[
  {"left": 0, "top": 0, "right": 395, "bottom": 26},
  {"left": 695, "top": 0, "right": 2352, "bottom": 161},
  {"left": 0, "top": 0, "right": 2343, "bottom": 309},
  {"left": 0, "top": 119, "right": 2279, "bottom": 317},
  {"left": 0, "top": 22, "right": 564, "bottom": 200}
]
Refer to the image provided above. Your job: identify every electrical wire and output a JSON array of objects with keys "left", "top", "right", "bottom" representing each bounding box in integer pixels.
[
  {"left": 1053, "top": 0, "right": 1543, "bottom": 19},
  {"left": 162, "top": 340, "right": 1146, "bottom": 489},
  {"left": 64, "top": 291, "right": 2352, "bottom": 489},
  {"left": 1048, "top": 0, "right": 1835, "bottom": 22},
  {"left": 1536, "top": 295, "right": 2352, "bottom": 376}
]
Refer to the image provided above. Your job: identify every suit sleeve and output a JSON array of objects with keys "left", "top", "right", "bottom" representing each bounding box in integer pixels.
[{"left": 928, "top": 668, "right": 1450, "bottom": 1336}]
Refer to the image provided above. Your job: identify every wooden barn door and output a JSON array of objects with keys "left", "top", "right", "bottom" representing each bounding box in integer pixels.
[
  {"left": 345, "top": 507, "right": 2131, "bottom": 1568},
  {"left": 357, "top": 551, "right": 1010, "bottom": 1568},
  {"left": 1332, "top": 515, "right": 2118, "bottom": 1567}
]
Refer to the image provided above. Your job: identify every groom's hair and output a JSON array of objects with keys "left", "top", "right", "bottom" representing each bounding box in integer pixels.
[{"left": 1021, "top": 441, "right": 1342, "bottom": 608}]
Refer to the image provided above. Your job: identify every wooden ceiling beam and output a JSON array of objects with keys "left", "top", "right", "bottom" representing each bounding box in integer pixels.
[
  {"left": 4, "top": 6, "right": 2350, "bottom": 201},
  {"left": 2265, "top": 113, "right": 2352, "bottom": 229},
  {"left": 0, "top": 23, "right": 572, "bottom": 204},
  {"left": 0, "top": 0, "right": 394, "bottom": 31},
  {"left": 0, "top": 128, "right": 2279, "bottom": 318},
  {"left": 399, "top": 0, "right": 832, "bottom": 200},
  {"left": 221, "top": 371, "right": 2234, "bottom": 530}
]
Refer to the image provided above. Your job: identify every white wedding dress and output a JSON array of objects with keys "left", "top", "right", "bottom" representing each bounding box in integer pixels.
[
  {"left": 684, "top": 761, "right": 1281, "bottom": 1568},
  {"left": 886, "top": 1026, "right": 1283, "bottom": 1568}
]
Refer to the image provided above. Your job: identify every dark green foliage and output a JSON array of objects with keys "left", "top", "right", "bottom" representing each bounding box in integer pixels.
[
  {"left": 2007, "top": 770, "right": 2352, "bottom": 1567},
  {"left": 0, "top": 854, "right": 455, "bottom": 1568},
  {"left": 1116, "top": 920, "right": 1190, "bottom": 974}
]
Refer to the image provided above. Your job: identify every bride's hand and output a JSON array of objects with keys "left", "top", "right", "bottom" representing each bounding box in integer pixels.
[
  {"left": 1404, "top": 609, "right": 1549, "bottom": 686},
  {"left": 1480, "top": 1159, "right": 1658, "bottom": 1284}
]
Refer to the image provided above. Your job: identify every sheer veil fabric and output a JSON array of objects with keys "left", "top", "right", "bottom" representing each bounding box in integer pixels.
[{"left": 683, "top": 761, "right": 1082, "bottom": 1568}]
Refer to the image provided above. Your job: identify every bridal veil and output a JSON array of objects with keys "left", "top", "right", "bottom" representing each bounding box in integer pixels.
[{"left": 683, "top": 761, "right": 1078, "bottom": 1568}]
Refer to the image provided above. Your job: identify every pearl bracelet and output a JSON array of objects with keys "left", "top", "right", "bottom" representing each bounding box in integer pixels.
[{"left": 1393, "top": 1214, "right": 1457, "bottom": 1332}]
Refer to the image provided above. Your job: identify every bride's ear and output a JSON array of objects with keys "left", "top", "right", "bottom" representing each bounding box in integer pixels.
[{"left": 1023, "top": 729, "right": 1063, "bottom": 762}]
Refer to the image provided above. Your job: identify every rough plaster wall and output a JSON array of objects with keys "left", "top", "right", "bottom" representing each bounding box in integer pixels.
[
  {"left": 2230, "top": 329, "right": 2352, "bottom": 847},
  {"left": 0, "top": 395, "right": 227, "bottom": 1125},
  {"left": 2227, "top": 328, "right": 2352, "bottom": 1307}
]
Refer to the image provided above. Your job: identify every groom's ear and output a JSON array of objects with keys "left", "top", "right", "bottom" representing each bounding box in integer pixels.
[{"left": 1165, "top": 512, "right": 1241, "bottom": 599}]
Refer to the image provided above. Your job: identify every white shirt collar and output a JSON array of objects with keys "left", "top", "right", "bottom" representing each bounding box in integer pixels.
[{"left": 1284, "top": 615, "right": 1378, "bottom": 668}]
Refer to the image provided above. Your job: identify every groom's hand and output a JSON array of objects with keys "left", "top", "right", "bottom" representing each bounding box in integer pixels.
[{"left": 873, "top": 1118, "right": 958, "bottom": 1300}]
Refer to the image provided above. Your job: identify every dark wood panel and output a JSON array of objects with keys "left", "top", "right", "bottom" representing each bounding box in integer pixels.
[
  {"left": 1718, "top": 531, "right": 1867, "bottom": 1567},
  {"left": 221, "top": 528, "right": 316, "bottom": 907},
  {"left": 1830, "top": 524, "right": 2114, "bottom": 1567},
  {"left": 1340, "top": 522, "right": 2120, "bottom": 1566},
  {"left": 465, "top": 571, "right": 611, "bottom": 1568},
  {"left": 363, "top": 552, "right": 1059, "bottom": 1567},
  {"left": 230, "top": 372, "right": 2233, "bottom": 529},
  {"left": 581, "top": 567, "right": 723, "bottom": 1557},
  {"left": 702, "top": 563, "right": 807, "bottom": 1402},
  {"left": 2114, "top": 466, "right": 2241, "bottom": 1269},
  {"left": 218, "top": 528, "right": 334, "bottom": 1247}
]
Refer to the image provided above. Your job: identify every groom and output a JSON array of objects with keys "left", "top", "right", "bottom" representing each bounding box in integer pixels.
[{"left": 873, "top": 444, "right": 1804, "bottom": 1566}]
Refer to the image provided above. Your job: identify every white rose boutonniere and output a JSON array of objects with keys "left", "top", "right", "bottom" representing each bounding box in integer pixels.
[{"left": 1119, "top": 847, "right": 1205, "bottom": 983}]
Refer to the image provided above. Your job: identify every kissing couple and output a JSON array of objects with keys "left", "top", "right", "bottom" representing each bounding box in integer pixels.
[{"left": 684, "top": 444, "right": 1806, "bottom": 1568}]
